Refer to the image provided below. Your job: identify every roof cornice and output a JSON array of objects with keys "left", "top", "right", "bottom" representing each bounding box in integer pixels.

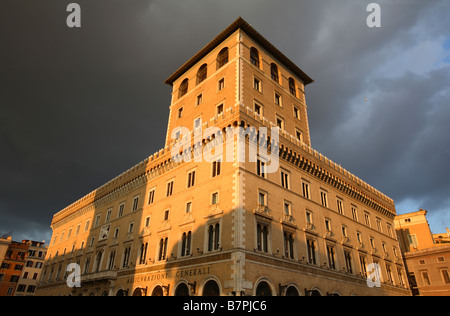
[{"left": 164, "top": 17, "right": 314, "bottom": 86}]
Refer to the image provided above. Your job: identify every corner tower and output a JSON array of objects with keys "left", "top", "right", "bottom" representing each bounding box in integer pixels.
[{"left": 164, "top": 17, "right": 314, "bottom": 149}]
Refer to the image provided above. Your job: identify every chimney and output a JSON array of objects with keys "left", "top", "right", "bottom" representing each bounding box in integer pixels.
[{"left": 447, "top": 227, "right": 450, "bottom": 238}]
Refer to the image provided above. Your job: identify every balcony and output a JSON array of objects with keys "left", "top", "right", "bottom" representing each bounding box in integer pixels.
[
  {"left": 303, "top": 222, "right": 317, "bottom": 235},
  {"left": 280, "top": 214, "right": 296, "bottom": 228},
  {"left": 81, "top": 270, "right": 118, "bottom": 283},
  {"left": 253, "top": 205, "right": 272, "bottom": 220},
  {"left": 341, "top": 237, "right": 352, "bottom": 247}
]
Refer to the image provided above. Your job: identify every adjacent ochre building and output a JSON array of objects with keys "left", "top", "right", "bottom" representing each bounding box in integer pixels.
[
  {"left": 36, "top": 18, "right": 410, "bottom": 296},
  {"left": 0, "top": 237, "right": 47, "bottom": 296},
  {"left": 395, "top": 210, "right": 450, "bottom": 296}
]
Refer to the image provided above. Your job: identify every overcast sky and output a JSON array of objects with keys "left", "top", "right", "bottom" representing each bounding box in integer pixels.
[{"left": 1, "top": 0, "right": 450, "bottom": 243}]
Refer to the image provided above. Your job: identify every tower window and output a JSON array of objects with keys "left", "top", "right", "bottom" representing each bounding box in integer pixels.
[
  {"left": 197, "top": 63, "right": 207, "bottom": 84},
  {"left": 178, "top": 78, "right": 189, "bottom": 99},
  {"left": 250, "top": 47, "right": 260, "bottom": 68},
  {"left": 289, "top": 77, "right": 296, "bottom": 96},
  {"left": 271, "top": 63, "right": 279, "bottom": 82},
  {"left": 217, "top": 47, "right": 229, "bottom": 69}
]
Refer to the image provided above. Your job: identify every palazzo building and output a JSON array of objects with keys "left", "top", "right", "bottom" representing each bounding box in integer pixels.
[
  {"left": 395, "top": 210, "right": 450, "bottom": 296},
  {"left": 36, "top": 18, "right": 410, "bottom": 296}
]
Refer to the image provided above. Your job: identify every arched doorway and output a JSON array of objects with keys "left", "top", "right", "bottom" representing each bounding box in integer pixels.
[
  {"left": 132, "top": 288, "right": 147, "bottom": 296},
  {"left": 151, "top": 286, "right": 164, "bottom": 296},
  {"left": 175, "top": 283, "right": 190, "bottom": 296},
  {"left": 116, "top": 289, "right": 126, "bottom": 296},
  {"left": 310, "top": 289, "right": 322, "bottom": 296},
  {"left": 255, "top": 281, "right": 272, "bottom": 296},
  {"left": 286, "top": 286, "right": 300, "bottom": 296},
  {"left": 202, "top": 280, "right": 220, "bottom": 296}
]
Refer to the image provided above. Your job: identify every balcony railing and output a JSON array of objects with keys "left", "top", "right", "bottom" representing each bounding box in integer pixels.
[{"left": 80, "top": 270, "right": 118, "bottom": 283}]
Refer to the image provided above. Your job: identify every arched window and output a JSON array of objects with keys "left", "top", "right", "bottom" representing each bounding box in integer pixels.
[
  {"left": 94, "top": 251, "right": 103, "bottom": 272},
  {"left": 289, "top": 77, "right": 296, "bottom": 96},
  {"left": 178, "top": 78, "right": 189, "bottom": 99},
  {"left": 270, "top": 63, "right": 279, "bottom": 82},
  {"left": 203, "top": 280, "right": 220, "bottom": 296},
  {"left": 257, "top": 223, "right": 269, "bottom": 252},
  {"left": 197, "top": 64, "right": 207, "bottom": 84},
  {"left": 207, "top": 223, "right": 220, "bottom": 251},
  {"left": 151, "top": 286, "right": 164, "bottom": 296},
  {"left": 250, "top": 47, "right": 260, "bottom": 68},
  {"left": 158, "top": 237, "right": 168, "bottom": 261},
  {"left": 286, "top": 286, "right": 299, "bottom": 296},
  {"left": 255, "top": 281, "right": 272, "bottom": 296},
  {"left": 175, "top": 283, "right": 190, "bottom": 296},
  {"left": 181, "top": 231, "right": 192, "bottom": 257},
  {"left": 217, "top": 47, "right": 229, "bottom": 69}
]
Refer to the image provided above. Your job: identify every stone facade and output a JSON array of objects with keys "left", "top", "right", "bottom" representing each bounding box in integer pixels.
[{"left": 36, "top": 18, "right": 410, "bottom": 296}]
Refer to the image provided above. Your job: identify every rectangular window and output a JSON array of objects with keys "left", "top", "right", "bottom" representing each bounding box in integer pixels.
[
  {"left": 181, "top": 231, "right": 192, "bottom": 257},
  {"left": 302, "top": 180, "right": 310, "bottom": 199},
  {"left": 118, "top": 203, "right": 125, "bottom": 218},
  {"left": 281, "top": 170, "right": 290, "bottom": 189},
  {"left": 148, "top": 188, "right": 156, "bottom": 205},
  {"left": 376, "top": 218, "right": 382, "bottom": 232},
  {"left": 307, "top": 239, "right": 316, "bottom": 264},
  {"left": 422, "top": 271, "right": 431, "bottom": 285},
  {"left": 128, "top": 222, "right": 134, "bottom": 234},
  {"left": 132, "top": 196, "right": 139, "bottom": 212},
  {"left": 211, "top": 192, "right": 219, "bottom": 205},
  {"left": 106, "top": 209, "right": 112, "bottom": 222},
  {"left": 258, "top": 191, "right": 267, "bottom": 206},
  {"left": 196, "top": 93, "right": 203, "bottom": 106},
  {"left": 283, "top": 231, "right": 294, "bottom": 259},
  {"left": 276, "top": 116, "right": 284, "bottom": 130},
  {"left": 364, "top": 212, "right": 371, "bottom": 227},
  {"left": 212, "top": 160, "right": 221, "bottom": 177},
  {"left": 207, "top": 223, "right": 221, "bottom": 252},
  {"left": 293, "top": 106, "right": 300, "bottom": 119},
  {"left": 284, "top": 201, "right": 292, "bottom": 217},
  {"left": 257, "top": 223, "right": 269, "bottom": 253},
  {"left": 158, "top": 238, "right": 168, "bottom": 261},
  {"left": 337, "top": 198, "right": 344, "bottom": 215},
  {"left": 327, "top": 245, "right": 336, "bottom": 270},
  {"left": 344, "top": 251, "right": 353, "bottom": 274},
  {"left": 254, "top": 101, "right": 263, "bottom": 116},
  {"left": 295, "top": 130, "right": 303, "bottom": 143},
  {"left": 94, "top": 215, "right": 101, "bottom": 228},
  {"left": 275, "top": 92, "right": 282, "bottom": 106},
  {"left": 139, "top": 243, "right": 148, "bottom": 265},
  {"left": 187, "top": 170, "right": 196, "bottom": 188},
  {"left": 166, "top": 180, "right": 174, "bottom": 197},
  {"left": 320, "top": 190, "right": 328, "bottom": 207},
  {"left": 218, "top": 78, "right": 225, "bottom": 91},
  {"left": 186, "top": 202, "right": 192, "bottom": 214},
  {"left": 342, "top": 225, "right": 348, "bottom": 238},
  {"left": 441, "top": 270, "right": 450, "bottom": 284},
  {"left": 194, "top": 118, "right": 202, "bottom": 132},
  {"left": 408, "top": 234, "right": 418, "bottom": 246},
  {"left": 164, "top": 210, "right": 170, "bottom": 221},
  {"left": 360, "top": 256, "right": 368, "bottom": 277},
  {"left": 386, "top": 265, "right": 393, "bottom": 284},
  {"left": 177, "top": 107, "right": 183, "bottom": 118},
  {"left": 325, "top": 218, "right": 331, "bottom": 232},
  {"left": 217, "top": 103, "right": 224, "bottom": 116},
  {"left": 253, "top": 77, "right": 261, "bottom": 92},
  {"left": 256, "top": 158, "right": 267, "bottom": 178},
  {"left": 351, "top": 206, "right": 358, "bottom": 221},
  {"left": 306, "top": 211, "right": 313, "bottom": 224}
]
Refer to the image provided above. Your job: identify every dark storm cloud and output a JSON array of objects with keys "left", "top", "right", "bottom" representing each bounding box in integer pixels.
[{"left": 1, "top": 0, "right": 449, "bottom": 242}]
